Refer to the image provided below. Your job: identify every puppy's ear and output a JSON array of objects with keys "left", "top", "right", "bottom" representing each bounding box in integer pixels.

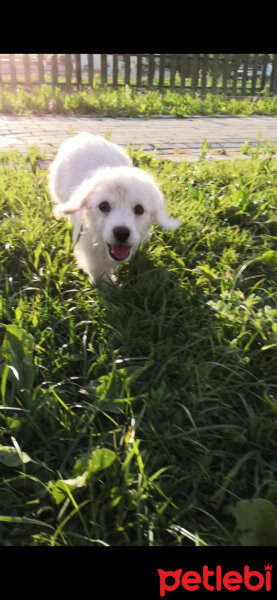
[
  {"left": 53, "top": 181, "right": 93, "bottom": 218},
  {"left": 152, "top": 189, "right": 182, "bottom": 231},
  {"left": 154, "top": 205, "right": 182, "bottom": 230}
]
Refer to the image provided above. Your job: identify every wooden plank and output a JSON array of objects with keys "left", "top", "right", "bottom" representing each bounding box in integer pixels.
[
  {"left": 180, "top": 54, "right": 187, "bottom": 89},
  {"left": 38, "top": 54, "right": 44, "bottom": 85},
  {"left": 251, "top": 54, "right": 259, "bottom": 94},
  {"left": 52, "top": 54, "right": 58, "bottom": 87},
  {"left": 232, "top": 54, "right": 240, "bottom": 95},
  {"left": 241, "top": 54, "right": 249, "bottom": 95},
  {"left": 148, "top": 54, "right": 155, "bottom": 87},
  {"left": 75, "top": 54, "right": 81, "bottom": 88},
  {"left": 159, "top": 54, "right": 165, "bottom": 91},
  {"left": 170, "top": 54, "right": 177, "bottom": 89},
  {"left": 101, "top": 54, "right": 107, "bottom": 85},
  {"left": 88, "top": 54, "right": 94, "bottom": 87},
  {"left": 136, "top": 54, "right": 142, "bottom": 87},
  {"left": 201, "top": 54, "right": 208, "bottom": 94},
  {"left": 222, "top": 54, "right": 229, "bottom": 94},
  {"left": 124, "top": 54, "right": 130, "bottom": 85},
  {"left": 270, "top": 54, "right": 277, "bottom": 94},
  {"left": 23, "top": 54, "right": 31, "bottom": 88},
  {"left": 9, "top": 54, "right": 17, "bottom": 89},
  {"left": 113, "top": 54, "right": 118, "bottom": 87},
  {"left": 261, "top": 54, "right": 268, "bottom": 90},
  {"left": 191, "top": 54, "right": 199, "bottom": 92},
  {"left": 65, "top": 55, "right": 72, "bottom": 91},
  {"left": 211, "top": 54, "right": 219, "bottom": 94}
]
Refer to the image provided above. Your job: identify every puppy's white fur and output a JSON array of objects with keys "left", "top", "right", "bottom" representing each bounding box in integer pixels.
[{"left": 49, "top": 133, "right": 181, "bottom": 285}]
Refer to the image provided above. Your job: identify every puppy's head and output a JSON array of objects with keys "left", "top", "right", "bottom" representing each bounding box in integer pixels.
[{"left": 54, "top": 166, "right": 181, "bottom": 264}]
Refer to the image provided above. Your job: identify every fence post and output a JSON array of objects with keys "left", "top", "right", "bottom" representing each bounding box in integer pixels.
[
  {"left": 51, "top": 54, "right": 58, "bottom": 88},
  {"left": 38, "top": 54, "right": 44, "bottom": 85},
  {"left": 222, "top": 55, "right": 229, "bottom": 95},
  {"left": 270, "top": 54, "right": 277, "bottom": 95},
  {"left": 101, "top": 54, "right": 107, "bottom": 86},
  {"left": 261, "top": 54, "right": 269, "bottom": 90},
  {"left": 136, "top": 55, "right": 142, "bottom": 88},
  {"left": 88, "top": 54, "right": 94, "bottom": 88},
  {"left": 23, "top": 54, "right": 31, "bottom": 89},
  {"left": 113, "top": 54, "right": 118, "bottom": 87},
  {"left": 180, "top": 54, "right": 187, "bottom": 90},
  {"left": 232, "top": 54, "right": 240, "bottom": 95},
  {"left": 9, "top": 54, "right": 16, "bottom": 90},
  {"left": 65, "top": 55, "right": 72, "bottom": 91},
  {"left": 251, "top": 54, "right": 259, "bottom": 94},
  {"left": 124, "top": 55, "right": 130, "bottom": 86},
  {"left": 170, "top": 55, "right": 177, "bottom": 89},
  {"left": 75, "top": 54, "right": 81, "bottom": 88},
  {"left": 211, "top": 54, "right": 219, "bottom": 94},
  {"left": 159, "top": 54, "right": 165, "bottom": 92},
  {"left": 201, "top": 54, "right": 208, "bottom": 95},
  {"left": 241, "top": 54, "right": 249, "bottom": 95},
  {"left": 148, "top": 55, "right": 155, "bottom": 88},
  {"left": 191, "top": 54, "right": 199, "bottom": 93}
]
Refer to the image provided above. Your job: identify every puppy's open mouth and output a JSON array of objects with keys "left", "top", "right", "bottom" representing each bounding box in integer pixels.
[{"left": 108, "top": 244, "right": 131, "bottom": 261}]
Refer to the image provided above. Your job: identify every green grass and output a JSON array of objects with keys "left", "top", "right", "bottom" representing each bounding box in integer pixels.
[
  {"left": 1, "top": 145, "right": 277, "bottom": 546},
  {"left": 1, "top": 84, "right": 277, "bottom": 117}
]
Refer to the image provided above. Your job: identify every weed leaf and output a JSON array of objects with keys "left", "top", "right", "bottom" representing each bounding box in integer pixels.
[
  {"left": 0, "top": 445, "right": 32, "bottom": 467},
  {"left": 87, "top": 448, "right": 117, "bottom": 476},
  {"left": 235, "top": 498, "right": 277, "bottom": 546},
  {"left": 1, "top": 325, "right": 35, "bottom": 392}
]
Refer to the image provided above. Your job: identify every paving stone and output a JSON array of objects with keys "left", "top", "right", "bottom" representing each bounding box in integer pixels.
[{"left": 1, "top": 115, "right": 277, "bottom": 162}]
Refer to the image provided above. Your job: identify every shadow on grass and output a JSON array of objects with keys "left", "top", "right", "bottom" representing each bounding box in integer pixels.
[{"left": 93, "top": 245, "right": 277, "bottom": 545}]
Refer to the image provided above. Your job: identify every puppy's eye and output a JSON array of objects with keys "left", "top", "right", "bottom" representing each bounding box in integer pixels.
[
  {"left": 134, "top": 204, "right": 144, "bottom": 215},
  {"left": 99, "top": 201, "right": 111, "bottom": 213}
]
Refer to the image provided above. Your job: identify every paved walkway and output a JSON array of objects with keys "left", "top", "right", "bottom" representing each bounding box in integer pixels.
[{"left": 0, "top": 115, "right": 277, "bottom": 162}]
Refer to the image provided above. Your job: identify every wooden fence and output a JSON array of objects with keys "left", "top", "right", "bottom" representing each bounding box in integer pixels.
[{"left": 1, "top": 54, "right": 277, "bottom": 95}]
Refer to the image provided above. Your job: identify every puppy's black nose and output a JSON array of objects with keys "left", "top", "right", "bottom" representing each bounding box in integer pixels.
[{"left": 113, "top": 226, "right": 130, "bottom": 242}]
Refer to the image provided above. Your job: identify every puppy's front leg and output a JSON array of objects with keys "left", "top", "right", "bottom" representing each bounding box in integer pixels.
[{"left": 94, "top": 271, "right": 117, "bottom": 290}]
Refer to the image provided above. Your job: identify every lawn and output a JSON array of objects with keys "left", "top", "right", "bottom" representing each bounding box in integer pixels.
[{"left": 0, "top": 146, "right": 277, "bottom": 546}]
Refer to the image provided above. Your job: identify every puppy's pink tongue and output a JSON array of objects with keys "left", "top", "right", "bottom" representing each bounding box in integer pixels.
[{"left": 111, "top": 245, "right": 130, "bottom": 260}]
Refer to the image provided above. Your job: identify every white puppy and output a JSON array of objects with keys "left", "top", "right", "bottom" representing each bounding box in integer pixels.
[{"left": 49, "top": 133, "right": 181, "bottom": 286}]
